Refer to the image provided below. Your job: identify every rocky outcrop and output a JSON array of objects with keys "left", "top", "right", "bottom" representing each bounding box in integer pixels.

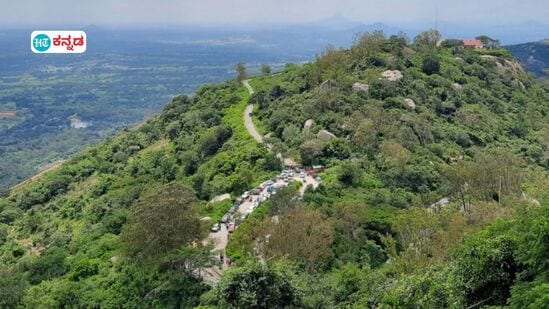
[
  {"left": 452, "top": 83, "right": 463, "bottom": 90},
  {"left": 352, "top": 82, "right": 369, "bottom": 92},
  {"left": 319, "top": 79, "right": 337, "bottom": 90},
  {"left": 481, "top": 55, "right": 525, "bottom": 74},
  {"left": 429, "top": 197, "right": 450, "bottom": 211},
  {"left": 317, "top": 130, "right": 336, "bottom": 140},
  {"left": 503, "top": 59, "right": 525, "bottom": 74},
  {"left": 404, "top": 98, "right": 416, "bottom": 110},
  {"left": 381, "top": 70, "right": 403, "bottom": 81},
  {"left": 303, "top": 119, "right": 315, "bottom": 132}
]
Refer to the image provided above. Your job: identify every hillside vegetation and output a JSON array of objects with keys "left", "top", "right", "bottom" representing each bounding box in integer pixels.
[{"left": 1, "top": 30, "right": 548, "bottom": 308}]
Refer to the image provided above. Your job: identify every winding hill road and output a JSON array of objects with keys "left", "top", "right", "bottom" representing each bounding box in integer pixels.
[
  {"left": 242, "top": 80, "right": 301, "bottom": 167},
  {"left": 200, "top": 79, "right": 319, "bottom": 283},
  {"left": 243, "top": 80, "right": 267, "bottom": 145},
  {"left": 243, "top": 105, "right": 264, "bottom": 144}
]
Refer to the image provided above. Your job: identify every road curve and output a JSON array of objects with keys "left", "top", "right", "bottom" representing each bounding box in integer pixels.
[
  {"left": 242, "top": 80, "right": 301, "bottom": 167},
  {"left": 242, "top": 79, "right": 254, "bottom": 95},
  {"left": 244, "top": 104, "right": 264, "bottom": 144}
]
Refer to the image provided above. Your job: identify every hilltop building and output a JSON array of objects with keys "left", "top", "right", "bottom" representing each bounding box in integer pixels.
[{"left": 463, "top": 39, "right": 484, "bottom": 49}]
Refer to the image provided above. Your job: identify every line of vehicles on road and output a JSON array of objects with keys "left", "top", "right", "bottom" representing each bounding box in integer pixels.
[{"left": 210, "top": 167, "right": 321, "bottom": 233}]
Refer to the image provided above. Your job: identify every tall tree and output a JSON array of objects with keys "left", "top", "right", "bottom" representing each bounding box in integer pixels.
[
  {"left": 260, "top": 207, "right": 334, "bottom": 270},
  {"left": 121, "top": 182, "right": 202, "bottom": 261},
  {"left": 421, "top": 53, "right": 441, "bottom": 75},
  {"left": 261, "top": 64, "right": 271, "bottom": 75},
  {"left": 216, "top": 263, "right": 302, "bottom": 308},
  {"left": 235, "top": 62, "right": 247, "bottom": 82},
  {"left": 268, "top": 186, "right": 300, "bottom": 216},
  {"left": 351, "top": 30, "right": 385, "bottom": 59},
  {"left": 414, "top": 29, "right": 442, "bottom": 48}
]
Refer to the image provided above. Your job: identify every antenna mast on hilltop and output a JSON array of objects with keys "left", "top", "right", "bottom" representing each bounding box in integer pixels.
[{"left": 435, "top": 6, "right": 439, "bottom": 31}]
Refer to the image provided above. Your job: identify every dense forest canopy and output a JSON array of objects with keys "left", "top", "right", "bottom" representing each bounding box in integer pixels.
[{"left": 0, "top": 29, "right": 548, "bottom": 308}]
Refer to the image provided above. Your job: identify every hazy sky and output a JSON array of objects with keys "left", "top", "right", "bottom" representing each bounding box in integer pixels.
[{"left": 2, "top": 0, "right": 548, "bottom": 26}]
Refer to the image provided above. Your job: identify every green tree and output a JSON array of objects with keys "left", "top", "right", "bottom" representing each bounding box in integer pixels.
[
  {"left": 351, "top": 30, "right": 385, "bottom": 60},
  {"left": 338, "top": 161, "right": 363, "bottom": 187},
  {"left": 261, "top": 64, "right": 272, "bottom": 75},
  {"left": 452, "top": 233, "right": 517, "bottom": 307},
  {"left": 261, "top": 208, "right": 334, "bottom": 270},
  {"left": 414, "top": 29, "right": 442, "bottom": 47},
  {"left": 28, "top": 247, "right": 69, "bottom": 284},
  {"left": 216, "top": 263, "right": 302, "bottom": 309},
  {"left": 299, "top": 139, "right": 323, "bottom": 165},
  {"left": 235, "top": 62, "right": 247, "bottom": 82},
  {"left": 421, "top": 53, "right": 441, "bottom": 75},
  {"left": 445, "top": 149, "right": 523, "bottom": 209},
  {"left": 0, "top": 268, "right": 28, "bottom": 308},
  {"left": 268, "top": 186, "right": 300, "bottom": 216},
  {"left": 120, "top": 182, "right": 202, "bottom": 261}
]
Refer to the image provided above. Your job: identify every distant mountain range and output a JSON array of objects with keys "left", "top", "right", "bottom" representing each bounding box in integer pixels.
[{"left": 507, "top": 40, "right": 549, "bottom": 78}]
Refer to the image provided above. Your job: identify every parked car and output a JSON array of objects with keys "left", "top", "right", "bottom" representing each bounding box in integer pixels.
[
  {"left": 211, "top": 223, "right": 221, "bottom": 232},
  {"left": 221, "top": 214, "right": 230, "bottom": 223}
]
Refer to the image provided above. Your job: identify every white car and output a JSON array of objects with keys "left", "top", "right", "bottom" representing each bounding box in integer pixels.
[{"left": 210, "top": 223, "right": 221, "bottom": 232}]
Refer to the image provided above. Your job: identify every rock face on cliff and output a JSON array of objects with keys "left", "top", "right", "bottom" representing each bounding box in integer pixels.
[
  {"left": 481, "top": 55, "right": 526, "bottom": 74},
  {"left": 303, "top": 119, "right": 315, "bottom": 132},
  {"left": 352, "top": 82, "right": 370, "bottom": 92},
  {"left": 404, "top": 98, "right": 416, "bottom": 110},
  {"left": 319, "top": 79, "right": 337, "bottom": 90},
  {"left": 381, "top": 70, "right": 403, "bottom": 81},
  {"left": 317, "top": 129, "right": 336, "bottom": 140}
]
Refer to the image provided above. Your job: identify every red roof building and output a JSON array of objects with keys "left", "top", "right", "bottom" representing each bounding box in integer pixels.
[{"left": 463, "top": 39, "right": 484, "bottom": 49}]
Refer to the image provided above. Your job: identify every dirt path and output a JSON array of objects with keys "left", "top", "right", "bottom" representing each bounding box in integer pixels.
[
  {"left": 243, "top": 104, "right": 264, "bottom": 144},
  {"left": 242, "top": 79, "right": 254, "bottom": 95},
  {"left": 242, "top": 80, "right": 299, "bottom": 168}
]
